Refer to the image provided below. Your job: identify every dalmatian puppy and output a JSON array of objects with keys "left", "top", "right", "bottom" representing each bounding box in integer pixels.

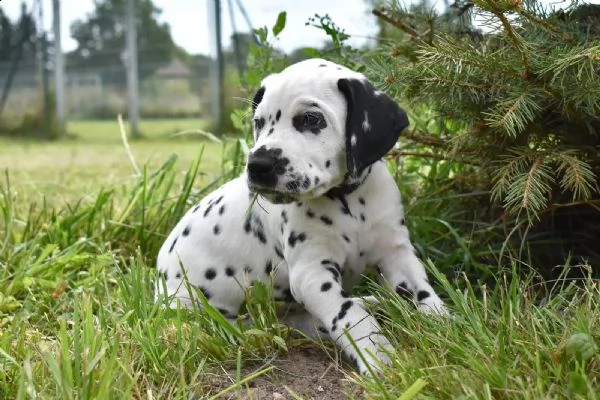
[{"left": 156, "top": 58, "right": 447, "bottom": 374}]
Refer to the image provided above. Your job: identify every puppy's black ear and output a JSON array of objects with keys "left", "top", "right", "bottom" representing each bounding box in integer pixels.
[
  {"left": 252, "top": 86, "right": 265, "bottom": 113},
  {"left": 337, "top": 78, "right": 409, "bottom": 178}
]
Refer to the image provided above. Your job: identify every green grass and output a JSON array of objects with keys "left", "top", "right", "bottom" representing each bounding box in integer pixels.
[
  {"left": 0, "top": 118, "right": 227, "bottom": 208},
  {"left": 0, "top": 120, "right": 598, "bottom": 399}
]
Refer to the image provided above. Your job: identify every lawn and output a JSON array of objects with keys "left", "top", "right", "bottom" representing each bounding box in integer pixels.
[
  {"left": 0, "top": 119, "right": 598, "bottom": 399},
  {"left": 0, "top": 119, "right": 227, "bottom": 208}
]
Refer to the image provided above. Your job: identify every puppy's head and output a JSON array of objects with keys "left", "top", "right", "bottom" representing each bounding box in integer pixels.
[{"left": 246, "top": 58, "right": 409, "bottom": 204}]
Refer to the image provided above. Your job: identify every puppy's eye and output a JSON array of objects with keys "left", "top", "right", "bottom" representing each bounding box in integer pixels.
[
  {"left": 304, "top": 112, "right": 322, "bottom": 126},
  {"left": 293, "top": 111, "right": 327, "bottom": 134},
  {"left": 253, "top": 117, "right": 265, "bottom": 130}
]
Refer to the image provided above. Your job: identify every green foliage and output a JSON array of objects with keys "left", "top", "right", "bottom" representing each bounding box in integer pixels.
[
  {"left": 68, "top": 0, "right": 176, "bottom": 83},
  {"left": 366, "top": 0, "right": 600, "bottom": 272}
]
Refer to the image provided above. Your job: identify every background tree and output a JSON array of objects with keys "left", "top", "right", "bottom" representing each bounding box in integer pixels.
[
  {"left": 0, "top": 4, "right": 38, "bottom": 64},
  {"left": 67, "top": 0, "right": 177, "bottom": 84}
]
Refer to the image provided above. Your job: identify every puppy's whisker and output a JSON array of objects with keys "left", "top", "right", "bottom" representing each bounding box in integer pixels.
[{"left": 256, "top": 196, "right": 269, "bottom": 213}]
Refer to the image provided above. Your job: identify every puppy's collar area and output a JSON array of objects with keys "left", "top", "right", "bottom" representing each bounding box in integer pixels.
[{"left": 325, "top": 164, "right": 373, "bottom": 199}]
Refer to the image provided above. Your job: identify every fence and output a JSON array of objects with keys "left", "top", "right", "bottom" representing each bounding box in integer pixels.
[{"left": 0, "top": 54, "right": 213, "bottom": 126}]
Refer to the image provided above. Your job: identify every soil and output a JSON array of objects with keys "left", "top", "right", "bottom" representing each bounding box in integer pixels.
[{"left": 206, "top": 343, "right": 364, "bottom": 399}]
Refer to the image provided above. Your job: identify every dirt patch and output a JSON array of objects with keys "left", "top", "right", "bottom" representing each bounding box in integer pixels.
[{"left": 206, "top": 343, "right": 363, "bottom": 399}]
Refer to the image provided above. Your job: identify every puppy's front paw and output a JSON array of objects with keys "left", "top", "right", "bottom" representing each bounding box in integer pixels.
[
  {"left": 417, "top": 293, "right": 449, "bottom": 316},
  {"left": 346, "top": 333, "right": 393, "bottom": 375}
]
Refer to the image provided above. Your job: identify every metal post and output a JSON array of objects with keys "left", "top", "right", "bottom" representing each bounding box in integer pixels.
[
  {"left": 207, "top": 0, "right": 224, "bottom": 132},
  {"left": 38, "top": 0, "right": 52, "bottom": 138},
  {"left": 125, "top": 0, "right": 140, "bottom": 138},
  {"left": 52, "top": 0, "right": 66, "bottom": 137}
]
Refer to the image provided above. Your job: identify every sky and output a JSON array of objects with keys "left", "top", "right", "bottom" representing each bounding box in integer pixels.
[{"left": 1, "top": 0, "right": 597, "bottom": 56}]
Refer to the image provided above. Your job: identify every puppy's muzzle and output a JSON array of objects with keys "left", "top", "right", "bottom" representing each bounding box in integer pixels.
[{"left": 247, "top": 146, "right": 289, "bottom": 189}]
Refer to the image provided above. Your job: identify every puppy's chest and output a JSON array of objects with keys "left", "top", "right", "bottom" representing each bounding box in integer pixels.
[{"left": 273, "top": 195, "right": 376, "bottom": 261}]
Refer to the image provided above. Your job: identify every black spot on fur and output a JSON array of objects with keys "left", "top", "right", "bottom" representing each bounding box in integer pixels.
[
  {"left": 265, "top": 260, "right": 273, "bottom": 275},
  {"left": 337, "top": 195, "right": 352, "bottom": 216},
  {"left": 321, "top": 259, "right": 341, "bottom": 270},
  {"left": 214, "top": 195, "right": 224, "bottom": 205},
  {"left": 396, "top": 281, "right": 413, "bottom": 301},
  {"left": 182, "top": 225, "right": 191, "bottom": 236},
  {"left": 192, "top": 204, "right": 200, "bottom": 213},
  {"left": 255, "top": 230, "right": 267, "bottom": 244},
  {"left": 213, "top": 224, "right": 221, "bottom": 235},
  {"left": 318, "top": 326, "right": 328, "bottom": 334},
  {"left": 340, "top": 290, "right": 350, "bottom": 298},
  {"left": 319, "top": 63, "right": 327, "bottom": 67},
  {"left": 225, "top": 266, "right": 236, "bottom": 277},
  {"left": 359, "top": 251, "right": 364, "bottom": 257},
  {"left": 268, "top": 127, "right": 274, "bottom": 135},
  {"left": 169, "top": 237, "right": 178, "bottom": 253},
  {"left": 400, "top": 218, "right": 405, "bottom": 225},
  {"left": 348, "top": 354, "right": 358, "bottom": 368},
  {"left": 306, "top": 209, "right": 315, "bottom": 218},
  {"left": 198, "top": 286, "right": 211, "bottom": 300},
  {"left": 325, "top": 160, "right": 331, "bottom": 168},
  {"left": 314, "top": 176, "right": 320, "bottom": 185},
  {"left": 244, "top": 216, "right": 252, "bottom": 233},
  {"left": 219, "top": 205, "right": 226, "bottom": 215},
  {"left": 342, "top": 234, "right": 351, "bottom": 243},
  {"left": 359, "top": 197, "right": 366, "bottom": 206},
  {"left": 302, "top": 176, "right": 311, "bottom": 189},
  {"left": 217, "top": 308, "right": 233, "bottom": 318},
  {"left": 276, "top": 109, "right": 281, "bottom": 121},
  {"left": 321, "top": 282, "right": 332, "bottom": 292},
  {"left": 203, "top": 203, "right": 214, "bottom": 218},
  {"left": 360, "top": 213, "right": 366, "bottom": 222},
  {"left": 337, "top": 300, "right": 353, "bottom": 321},
  {"left": 275, "top": 288, "right": 295, "bottom": 302},
  {"left": 325, "top": 267, "right": 340, "bottom": 282},
  {"left": 288, "top": 231, "right": 307, "bottom": 247},
  {"left": 281, "top": 210, "right": 288, "bottom": 224},
  {"left": 175, "top": 271, "right": 181, "bottom": 279},
  {"left": 274, "top": 246, "right": 284, "bottom": 259},
  {"left": 320, "top": 215, "right": 333, "bottom": 225},
  {"left": 205, "top": 268, "right": 217, "bottom": 280},
  {"left": 254, "top": 117, "right": 265, "bottom": 131},
  {"left": 417, "top": 290, "right": 431, "bottom": 302}
]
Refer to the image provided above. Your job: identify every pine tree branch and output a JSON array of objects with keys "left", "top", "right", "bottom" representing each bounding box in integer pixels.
[
  {"left": 402, "top": 129, "right": 450, "bottom": 149},
  {"left": 372, "top": 8, "right": 421, "bottom": 40},
  {"left": 517, "top": 8, "right": 578, "bottom": 45},
  {"left": 387, "top": 149, "right": 482, "bottom": 165},
  {"left": 485, "top": 1, "right": 533, "bottom": 79},
  {"left": 521, "top": 156, "right": 544, "bottom": 211},
  {"left": 387, "top": 150, "right": 445, "bottom": 160}
]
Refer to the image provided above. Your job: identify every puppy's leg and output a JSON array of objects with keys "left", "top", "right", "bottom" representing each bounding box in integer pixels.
[
  {"left": 280, "top": 295, "right": 377, "bottom": 340},
  {"left": 378, "top": 235, "right": 447, "bottom": 314},
  {"left": 288, "top": 256, "right": 392, "bottom": 375}
]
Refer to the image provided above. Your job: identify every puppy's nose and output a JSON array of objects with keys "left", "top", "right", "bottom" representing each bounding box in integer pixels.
[
  {"left": 247, "top": 153, "right": 277, "bottom": 175},
  {"left": 247, "top": 146, "right": 287, "bottom": 188}
]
